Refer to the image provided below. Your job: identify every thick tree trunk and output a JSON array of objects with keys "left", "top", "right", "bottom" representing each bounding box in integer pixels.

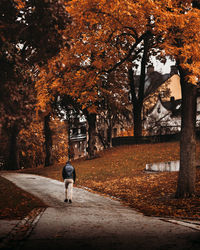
[
  {"left": 128, "top": 67, "right": 145, "bottom": 137},
  {"left": 6, "top": 123, "right": 19, "bottom": 170},
  {"left": 133, "top": 103, "right": 143, "bottom": 137},
  {"left": 86, "top": 113, "right": 97, "bottom": 159},
  {"left": 129, "top": 34, "right": 149, "bottom": 137},
  {"left": 44, "top": 113, "right": 53, "bottom": 167},
  {"left": 176, "top": 66, "right": 197, "bottom": 198}
]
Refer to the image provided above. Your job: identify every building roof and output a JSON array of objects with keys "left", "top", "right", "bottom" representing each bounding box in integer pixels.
[
  {"left": 144, "top": 72, "right": 171, "bottom": 97},
  {"left": 133, "top": 65, "right": 178, "bottom": 98},
  {"left": 146, "top": 95, "right": 181, "bottom": 117},
  {"left": 161, "top": 97, "right": 181, "bottom": 117}
]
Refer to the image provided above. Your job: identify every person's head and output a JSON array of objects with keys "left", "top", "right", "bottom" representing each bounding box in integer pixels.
[{"left": 66, "top": 160, "right": 70, "bottom": 165}]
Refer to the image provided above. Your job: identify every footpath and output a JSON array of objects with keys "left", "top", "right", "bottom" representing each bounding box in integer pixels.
[{"left": 0, "top": 173, "right": 200, "bottom": 250}]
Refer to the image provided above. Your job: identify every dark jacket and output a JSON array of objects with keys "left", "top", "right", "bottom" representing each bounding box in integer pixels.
[{"left": 62, "top": 162, "right": 76, "bottom": 183}]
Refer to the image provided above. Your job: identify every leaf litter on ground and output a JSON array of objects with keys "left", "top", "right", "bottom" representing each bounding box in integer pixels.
[{"left": 21, "top": 141, "right": 200, "bottom": 220}]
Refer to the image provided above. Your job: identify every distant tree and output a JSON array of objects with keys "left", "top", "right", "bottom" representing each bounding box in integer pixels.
[
  {"left": 44, "top": 113, "right": 53, "bottom": 167},
  {"left": 18, "top": 116, "right": 45, "bottom": 169},
  {"left": 97, "top": 69, "right": 132, "bottom": 147},
  {"left": 54, "top": 94, "right": 81, "bottom": 160}
]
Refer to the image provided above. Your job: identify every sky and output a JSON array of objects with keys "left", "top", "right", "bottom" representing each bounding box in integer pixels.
[{"left": 152, "top": 57, "right": 176, "bottom": 74}]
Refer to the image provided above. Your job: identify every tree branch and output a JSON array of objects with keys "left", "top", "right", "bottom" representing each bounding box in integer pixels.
[{"left": 103, "top": 32, "right": 149, "bottom": 74}]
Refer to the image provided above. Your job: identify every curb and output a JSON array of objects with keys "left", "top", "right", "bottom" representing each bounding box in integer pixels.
[
  {"left": 161, "top": 218, "right": 200, "bottom": 231},
  {"left": 0, "top": 207, "right": 45, "bottom": 249}
]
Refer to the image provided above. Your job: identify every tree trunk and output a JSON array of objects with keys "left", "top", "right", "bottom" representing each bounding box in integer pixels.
[
  {"left": 107, "top": 125, "right": 112, "bottom": 148},
  {"left": 44, "top": 113, "right": 53, "bottom": 167},
  {"left": 128, "top": 67, "right": 145, "bottom": 137},
  {"left": 6, "top": 123, "right": 19, "bottom": 170},
  {"left": 67, "top": 120, "right": 74, "bottom": 160},
  {"left": 106, "top": 111, "right": 112, "bottom": 148},
  {"left": 86, "top": 113, "right": 97, "bottom": 159},
  {"left": 176, "top": 66, "right": 197, "bottom": 198},
  {"left": 133, "top": 102, "right": 143, "bottom": 137},
  {"left": 129, "top": 34, "right": 149, "bottom": 137}
]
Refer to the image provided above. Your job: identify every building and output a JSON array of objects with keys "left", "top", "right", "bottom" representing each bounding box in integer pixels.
[
  {"left": 68, "top": 114, "right": 87, "bottom": 160},
  {"left": 144, "top": 95, "right": 200, "bottom": 135},
  {"left": 133, "top": 65, "right": 181, "bottom": 100},
  {"left": 144, "top": 96, "right": 182, "bottom": 135}
]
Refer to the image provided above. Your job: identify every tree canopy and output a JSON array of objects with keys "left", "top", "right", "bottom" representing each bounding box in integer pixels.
[
  {"left": 0, "top": 0, "right": 69, "bottom": 169},
  {"left": 2, "top": 0, "right": 200, "bottom": 197},
  {"left": 36, "top": 0, "right": 200, "bottom": 196}
]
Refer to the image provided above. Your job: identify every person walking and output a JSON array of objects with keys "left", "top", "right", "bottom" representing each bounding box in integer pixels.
[{"left": 62, "top": 161, "right": 76, "bottom": 203}]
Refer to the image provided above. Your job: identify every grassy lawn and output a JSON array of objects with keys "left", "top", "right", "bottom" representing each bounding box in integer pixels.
[
  {"left": 21, "top": 141, "right": 200, "bottom": 220},
  {"left": 0, "top": 175, "right": 47, "bottom": 220}
]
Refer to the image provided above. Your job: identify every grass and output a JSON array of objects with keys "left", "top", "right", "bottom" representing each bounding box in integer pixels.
[
  {"left": 21, "top": 141, "right": 200, "bottom": 220},
  {"left": 0, "top": 175, "right": 47, "bottom": 220}
]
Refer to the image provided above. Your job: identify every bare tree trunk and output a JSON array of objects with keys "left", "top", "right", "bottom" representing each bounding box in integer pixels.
[
  {"left": 133, "top": 102, "right": 143, "bottom": 137},
  {"left": 86, "top": 113, "right": 97, "bottom": 159},
  {"left": 176, "top": 66, "right": 197, "bottom": 198},
  {"left": 6, "top": 123, "right": 19, "bottom": 170},
  {"left": 129, "top": 34, "right": 149, "bottom": 137},
  {"left": 67, "top": 120, "right": 74, "bottom": 160},
  {"left": 107, "top": 125, "right": 112, "bottom": 148},
  {"left": 106, "top": 111, "right": 113, "bottom": 148},
  {"left": 128, "top": 67, "right": 145, "bottom": 137},
  {"left": 44, "top": 113, "right": 53, "bottom": 167}
]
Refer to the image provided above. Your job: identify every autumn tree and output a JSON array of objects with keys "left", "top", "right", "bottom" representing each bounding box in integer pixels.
[
  {"left": 18, "top": 116, "right": 45, "bottom": 169},
  {"left": 36, "top": 0, "right": 164, "bottom": 160},
  {"left": 54, "top": 94, "right": 83, "bottom": 160},
  {"left": 151, "top": 0, "right": 200, "bottom": 197},
  {"left": 59, "top": 0, "right": 172, "bottom": 140},
  {"left": 64, "top": 0, "right": 200, "bottom": 196},
  {"left": 97, "top": 68, "right": 132, "bottom": 147},
  {"left": 0, "top": 0, "right": 69, "bottom": 169},
  {"left": 37, "top": 46, "right": 132, "bottom": 158},
  {"left": 64, "top": 0, "right": 161, "bottom": 137},
  {"left": 35, "top": 0, "right": 200, "bottom": 197},
  {"left": 0, "top": 0, "right": 36, "bottom": 169}
]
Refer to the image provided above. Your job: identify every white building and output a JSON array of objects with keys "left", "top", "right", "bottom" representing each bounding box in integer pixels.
[{"left": 145, "top": 95, "right": 200, "bottom": 135}]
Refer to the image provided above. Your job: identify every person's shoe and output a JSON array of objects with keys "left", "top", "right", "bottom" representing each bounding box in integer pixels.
[
  {"left": 69, "top": 199, "right": 72, "bottom": 203},
  {"left": 64, "top": 199, "right": 68, "bottom": 203}
]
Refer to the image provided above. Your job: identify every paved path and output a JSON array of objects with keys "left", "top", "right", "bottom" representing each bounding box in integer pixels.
[{"left": 1, "top": 173, "right": 200, "bottom": 250}]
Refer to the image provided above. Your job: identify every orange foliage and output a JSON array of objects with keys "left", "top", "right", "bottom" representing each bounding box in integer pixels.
[
  {"left": 85, "top": 170, "right": 200, "bottom": 218},
  {"left": 74, "top": 142, "right": 200, "bottom": 219},
  {"left": 152, "top": 0, "right": 200, "bottom": 83},
  {"left": 18, "top": 116, "right": 45, "bottom": 169},
  {"left": 14, "top": 0, "right": 25, "bottom": 9},
  {"left": 50, "top": 116, "right": 68, "bottom": 163},
  {"left": 36, "top": 0, "right": 200, "bottom": 115},
  {"left": 36, "top": 0, "right": 151, "bottom": 112},
  {"left": 18, "top": 115, "right": 68, "bottom": 169}
]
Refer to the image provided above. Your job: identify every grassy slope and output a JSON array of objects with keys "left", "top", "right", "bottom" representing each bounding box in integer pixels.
[
  {"left": 0, "top": 176, "right": 46, "bottom": 220},
  {"left": 22, "top": 141, "right": 200, "bottom": 219}
]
